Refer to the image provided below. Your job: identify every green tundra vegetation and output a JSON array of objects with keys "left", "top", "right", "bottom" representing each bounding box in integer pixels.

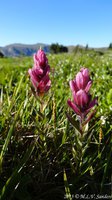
[{"left": 0, "top": 49, "right": 112, "bottom": 199}]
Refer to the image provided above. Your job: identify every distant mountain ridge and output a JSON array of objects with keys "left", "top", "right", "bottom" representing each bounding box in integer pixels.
[
  {"left": 0, "top": 43, "right": 108, "bottom": 57},
  {"left": 0, "top": 43, "right": 50, "bottom": 57}
]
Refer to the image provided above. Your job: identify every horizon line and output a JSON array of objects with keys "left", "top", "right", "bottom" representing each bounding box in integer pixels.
[{"left": 0, "top": 42, "right": 109, "bottom": 49}]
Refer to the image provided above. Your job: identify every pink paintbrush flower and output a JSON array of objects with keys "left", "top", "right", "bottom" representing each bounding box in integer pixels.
[
  {"left": 28, "top": 49, "right": 51, "bottom": 96},
  {"left": 67, "top": 68, "right": 98, "bottom": 121},
  {"left": 70, "top": 68, "right": 92, "bottom": 93},
  {"left": 67, "top": 90, "right": 98, "bottom": 119},
  {"left": 33, "top": 49, "right": 48, "bottom": 67}
]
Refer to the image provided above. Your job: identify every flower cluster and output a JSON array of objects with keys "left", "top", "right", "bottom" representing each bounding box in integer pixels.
[
  {"left": 28, "top": 50, "right": 98, "bottom": 125},
  {"left": 67, "top": 68, "right": 98, "bottom": 121},
  {"left": 28, "top": 49, "right": 51, "bottom": 96}
]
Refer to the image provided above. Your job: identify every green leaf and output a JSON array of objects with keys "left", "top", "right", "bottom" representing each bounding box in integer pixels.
[{"left": 66, "top": 112, "right": 81, "bottom": 134}]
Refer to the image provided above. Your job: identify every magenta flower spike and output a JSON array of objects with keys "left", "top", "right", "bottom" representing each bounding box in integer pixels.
[
  {"left": 33, "top": 49, "right": 48, "bottom": 67},
  {"left": 70, "top": 68, "right": 92, "bottom": 93},
  {"left": 28, "top": 49, "right": 51, "bottom": 96},
  {"left": 73, "top": 89, "right": 90, "bottom": 108},
  {"left": 67, "top": 68, "right": 98, "bottom": 122}
]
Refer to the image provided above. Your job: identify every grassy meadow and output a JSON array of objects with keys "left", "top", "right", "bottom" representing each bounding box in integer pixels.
[{"left": 0, "top": 49, "right": 112, "bottom": 199}]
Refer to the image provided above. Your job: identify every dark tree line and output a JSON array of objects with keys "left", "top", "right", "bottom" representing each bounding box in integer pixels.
[
  {"left": 109, "top": 43, "right": 112, "bottom": 49},
  {"left": 50, "top": 43, "right": 68, "bottom": 53},
  {"left": 0, "top": 51, "right": 4, "bottom": 58}
]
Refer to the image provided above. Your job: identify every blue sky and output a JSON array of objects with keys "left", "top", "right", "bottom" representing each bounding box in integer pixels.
[{"left": 0, "top": 0, "right": 112, "bottom": 47}]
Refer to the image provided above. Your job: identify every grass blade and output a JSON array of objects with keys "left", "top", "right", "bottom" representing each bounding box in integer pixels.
[
  {"left": 63, "top": 169, "right": 72, "bottom": 200},
  {"left": 0, "top": 141, "right": 35, "bottom": 200},
  {"left": 0, "top": 102, "right": 23, "bottom": 171}
]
